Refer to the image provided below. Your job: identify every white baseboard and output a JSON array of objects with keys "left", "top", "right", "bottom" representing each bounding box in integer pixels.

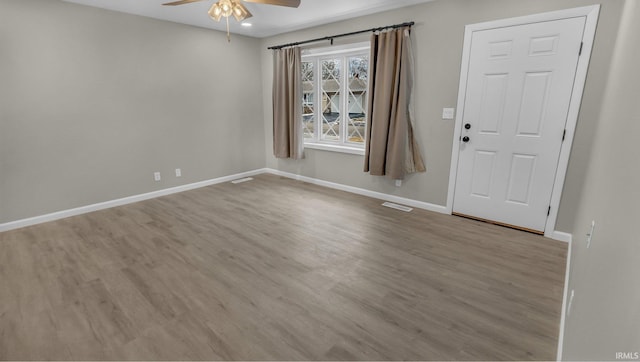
[
  {"left": 0, "top": 167, "right": 446, "bottom": 233},
  {"left": 266, "top": 169, "right": 573, "bottom": 244},
  {"left": 264, "top": 168, "right": 449, "bottom": 215},
  {"left": 0, "top": 169, "right": 267, "bottom": 233},
  {"left": 556, "top": 237, "right": 573, "bottom": 361},
  {"left": 1, "top": 167, "right": 567, "bottom": 243},
  {"left": 549, "top": 231, "right": 573, "bottom": 243}
]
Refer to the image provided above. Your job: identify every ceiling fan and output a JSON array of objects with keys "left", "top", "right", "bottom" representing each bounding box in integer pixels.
[{"left": 162, "top": 0, "right": 301, "bottom": 41}]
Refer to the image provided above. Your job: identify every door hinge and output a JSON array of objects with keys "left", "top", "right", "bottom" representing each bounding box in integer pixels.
[
  {"left": 562, "top": 129, "right": 566, "bottom": 141},
  {"left": 579, "top": 42, "right": 584, "bottom": 56},
  {"left": 548, "top": 206, "right": 551, "bottom": 216}
]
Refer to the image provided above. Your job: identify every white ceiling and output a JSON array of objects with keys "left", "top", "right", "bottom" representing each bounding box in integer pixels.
[{"left": 62, "top": 0, "right": 434, "bottom": 38}]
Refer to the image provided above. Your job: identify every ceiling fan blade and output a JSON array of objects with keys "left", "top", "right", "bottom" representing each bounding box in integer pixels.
[
  {"left": 243, "top": 0, "right": 301, "bottom": 8},
  {"left": 162, "top": 0, "right": 206, "bottom": 6},
  {"left": 243, "top": 7, "right": 253, "bottom": 20}
]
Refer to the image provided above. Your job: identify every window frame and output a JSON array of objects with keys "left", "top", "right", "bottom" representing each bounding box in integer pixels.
[{"left": 301, "top": 42, "right": 371, "bottom": 156}]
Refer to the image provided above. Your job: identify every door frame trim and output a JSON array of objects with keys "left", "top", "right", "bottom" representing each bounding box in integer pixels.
[{"left": 446, "top": 5, "right": 600, "bottom": 238}]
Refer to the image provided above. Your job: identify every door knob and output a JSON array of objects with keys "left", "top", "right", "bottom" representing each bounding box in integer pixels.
[
  {"left": 465, "top": 123, "right": 471, "bottom": 130},
  {"left": 462, "top": 136, "right": 470, "bottom": 143}
]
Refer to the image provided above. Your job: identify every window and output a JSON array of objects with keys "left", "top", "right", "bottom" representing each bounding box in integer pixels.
[{"left": 302, "top": 42, "right": 370, "bottom": 155}]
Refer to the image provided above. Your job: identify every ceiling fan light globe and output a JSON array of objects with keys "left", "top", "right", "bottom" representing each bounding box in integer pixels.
[
  {"left": 208, "top": 3, "right": 223, "bottom": 21},
  {"left": 218, "top": 0, "right": 233, "bottom": 16},
  {"left": 231, "top": 3, "right": 249, "bottom": 21}
]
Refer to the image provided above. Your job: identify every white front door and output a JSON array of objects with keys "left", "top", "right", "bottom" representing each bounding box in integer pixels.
[{"left": 453, "top": 17, "right": 586, "bottom": 233}]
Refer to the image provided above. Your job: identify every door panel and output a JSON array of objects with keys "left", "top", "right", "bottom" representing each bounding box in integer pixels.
[
  {"left": 478, "top": 74, "right": 508, "bottom": 134},
  {"left": 453, "top": 17, "right": 586, "bottom": 232},
  {"left": 471, "top": 150, "right": 497, "bottom": 198},
  {"left": 517, "top": 71, "right": 551, "bottom": 136},
  {"left": 506, "top": 153, "right": 537, "bottom": 205},
  {"left": 529, "top": 35, "right": 559, "bottom": 56}
]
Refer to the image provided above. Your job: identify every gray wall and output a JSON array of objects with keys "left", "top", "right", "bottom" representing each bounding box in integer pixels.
[
  {"left": 0, "top": 0, "right": 265, "bottom": 223},
  {"left": 260, "top": 0, "right": 624, "bottom": 233},
  {"left": 562, "top": 0, "right": 640, "bottom": 359}
]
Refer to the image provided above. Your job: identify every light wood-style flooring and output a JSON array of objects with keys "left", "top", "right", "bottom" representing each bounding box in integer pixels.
[{"left": 0, "top": 174, "right": 567, "bottom": 360}]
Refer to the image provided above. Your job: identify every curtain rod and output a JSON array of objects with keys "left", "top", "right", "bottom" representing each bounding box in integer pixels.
[{"left": 267, "top": 21, "right": 415, "bottom": 50}]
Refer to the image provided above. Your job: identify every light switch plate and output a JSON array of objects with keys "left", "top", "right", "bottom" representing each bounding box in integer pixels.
[{"left": 442, "top": 108, "right": 455, "bottom": 120}]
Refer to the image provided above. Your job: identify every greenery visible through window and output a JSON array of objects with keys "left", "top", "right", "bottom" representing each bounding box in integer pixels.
[{"left": 302, "top": 43, "right": 370, "bottom": 152}]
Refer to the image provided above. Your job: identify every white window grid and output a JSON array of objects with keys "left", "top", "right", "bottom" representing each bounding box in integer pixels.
[{"left": 302, "top": 42, "right": 370, "bottom": 152}]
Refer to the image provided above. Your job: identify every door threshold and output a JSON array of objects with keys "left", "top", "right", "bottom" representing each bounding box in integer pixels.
[{"left": 452, "top": 212, "right": 544, "bottom": 235}]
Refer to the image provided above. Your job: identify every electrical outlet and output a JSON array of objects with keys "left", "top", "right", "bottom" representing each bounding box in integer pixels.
[
  {"left": 395, "top": 180, "right": 402, "bottom": 187},
  {"left": 567, "top": 289, "right": 575, "bottom": 316},
  {"left": 154, "top": 172, "right": 161, "bottom": 182},
  {"left": 175, "top": 168, "right": 182, "bottom": 177},
  {"left": 586, "top": 220, "right": 596, "bottom": 248}
]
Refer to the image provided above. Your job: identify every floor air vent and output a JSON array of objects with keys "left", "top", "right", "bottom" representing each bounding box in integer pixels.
[{"left": 382, "top": 202, "right": 413, "bottom": 212}]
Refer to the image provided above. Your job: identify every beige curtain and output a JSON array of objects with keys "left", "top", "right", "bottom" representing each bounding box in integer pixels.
[
  {"left": 272, "top": 47, "right": 304, "bottom": 159},
  {"left": 364, "top": 27, "right": 425, "bottom": 179}
]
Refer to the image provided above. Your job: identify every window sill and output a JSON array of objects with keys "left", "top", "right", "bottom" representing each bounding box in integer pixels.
[{"left": 304, "top": 142, "right": 365, "bottom": 156}]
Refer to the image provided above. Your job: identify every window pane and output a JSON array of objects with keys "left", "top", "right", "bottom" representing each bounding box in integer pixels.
[
  {"left": 347, "top": 55, "right": 368, "bottom": 145},
  {"left": 321, "top": 58, "right": 341, "bottom": 142},
  {"left": 302, "top": 61, "right": 315, "bottom": 139}
]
